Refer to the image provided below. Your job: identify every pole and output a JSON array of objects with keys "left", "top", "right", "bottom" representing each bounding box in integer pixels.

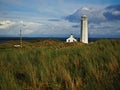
[{"left": 20, "top": 29, "right": 22, "bottom": 48}]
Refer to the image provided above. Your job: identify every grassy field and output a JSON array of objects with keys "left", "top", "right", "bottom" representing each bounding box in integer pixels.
[{"left": 0, "top": 39, "right": 120, "bottom": 90}]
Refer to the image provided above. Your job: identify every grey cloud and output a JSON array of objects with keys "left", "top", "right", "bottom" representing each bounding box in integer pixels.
[
  {"left": 88, "top": 20, "right": 120, "bottom": 37},
  {"left": 0, "top": 19, "right": 80, "bottom": 37},
  {"left": 103, "top": 5, "right": 120, "bottom": 20},
  {"left": 65, "top": 7, "right": 106, "bottom": 23},
  {"left": 72, "top": 25, "right": 80, "bottom": 28},
  {"left": 48, "top": 19, "right": 60, "bottom": 22},
  {"left": 65, "top": 4, "right": 120, "bottom": 23}
]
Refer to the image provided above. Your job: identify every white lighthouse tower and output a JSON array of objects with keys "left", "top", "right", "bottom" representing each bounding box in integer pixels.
[{"left": 80, "top": 15, "right": 88, "bottom": 44}]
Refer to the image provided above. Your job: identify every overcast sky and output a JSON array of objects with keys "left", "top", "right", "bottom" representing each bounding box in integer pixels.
[{"left": 0, "top": 0, "right": 120, "bottom": 37}]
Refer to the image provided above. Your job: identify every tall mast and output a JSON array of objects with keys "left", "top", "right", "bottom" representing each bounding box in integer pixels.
[{"left": 20, "top": 29, "right": 22, "bottom": 48}]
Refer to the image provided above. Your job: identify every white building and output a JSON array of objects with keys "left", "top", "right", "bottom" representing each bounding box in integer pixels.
[
  {"left": 66, "top": 34, "right": 77, "bottom": 43},
  {"left": 80, "top": 15, "right": 88, "bottom": 44}
]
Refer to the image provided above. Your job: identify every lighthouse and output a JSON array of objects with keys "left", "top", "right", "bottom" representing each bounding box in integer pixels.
[{"left": 80, "top": 15, "right": 88, "bottom": 44}]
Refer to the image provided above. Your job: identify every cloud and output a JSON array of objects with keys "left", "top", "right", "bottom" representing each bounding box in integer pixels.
[
  {"left": 88, "top": 20, "right": 120, "bottom": 37},
  {"left": 0, "top": 18, "right": 81, "bottom": 37},
  {"left": 103, "top": 4, "right": 120, "bottom": 20},
  {"left": 112, "top": 11, "right": 120, "bottom": 15},
  {"left": 1, "top": 0, "right": 107, "bottom": 19},
  {"left": 72, "top": 25, "right": 80, "bottom": 28},
  {"left": 64, "top": 4, "right": 120, "bottom": 37},
  {"left": 0, "top": 20, "right": 43, "bottom": 36},
  {"left": 0, "top": 3, "right": 120, "bottom": 38},
  {"left": 65, "top": 6, "right": 106, "bottom": 23},
  {"left": 0, "top": 20, "right": 15, "bottom": 29},
  {"left": 65, "top": 4, "right": 120, "bottom": 23},
  {"left": 32, "top": 20, "right": 79, "bottom": 36},
  {"left": 48, "top": 19, "right": 60, "bottom": 22},
  {"left": 23, "top": 29, "right": 33, "bottom": 34},
  {"left": 18, "top": 21, "right": 43, "bottom": 35},
  {"left": 0, "top": 15, "right": 120, "bottom": 38}
]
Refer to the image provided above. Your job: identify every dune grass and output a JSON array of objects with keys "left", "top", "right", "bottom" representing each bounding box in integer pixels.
[{"left": 0, "top": 39, "right": 120, "bottom": 90}]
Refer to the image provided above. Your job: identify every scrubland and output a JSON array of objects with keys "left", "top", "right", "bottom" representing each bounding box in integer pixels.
[{"left": 0, "top": 39, "right": 120, "bottom": 90}]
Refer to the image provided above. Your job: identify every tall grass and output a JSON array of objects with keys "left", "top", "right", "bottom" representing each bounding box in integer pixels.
[{"left": 0, "top": 39, "right": 120, "bottom": 90}]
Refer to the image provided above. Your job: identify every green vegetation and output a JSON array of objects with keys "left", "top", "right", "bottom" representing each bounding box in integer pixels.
[{"left": 0, "top": 39, "right": 120, "bottom": 90}]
